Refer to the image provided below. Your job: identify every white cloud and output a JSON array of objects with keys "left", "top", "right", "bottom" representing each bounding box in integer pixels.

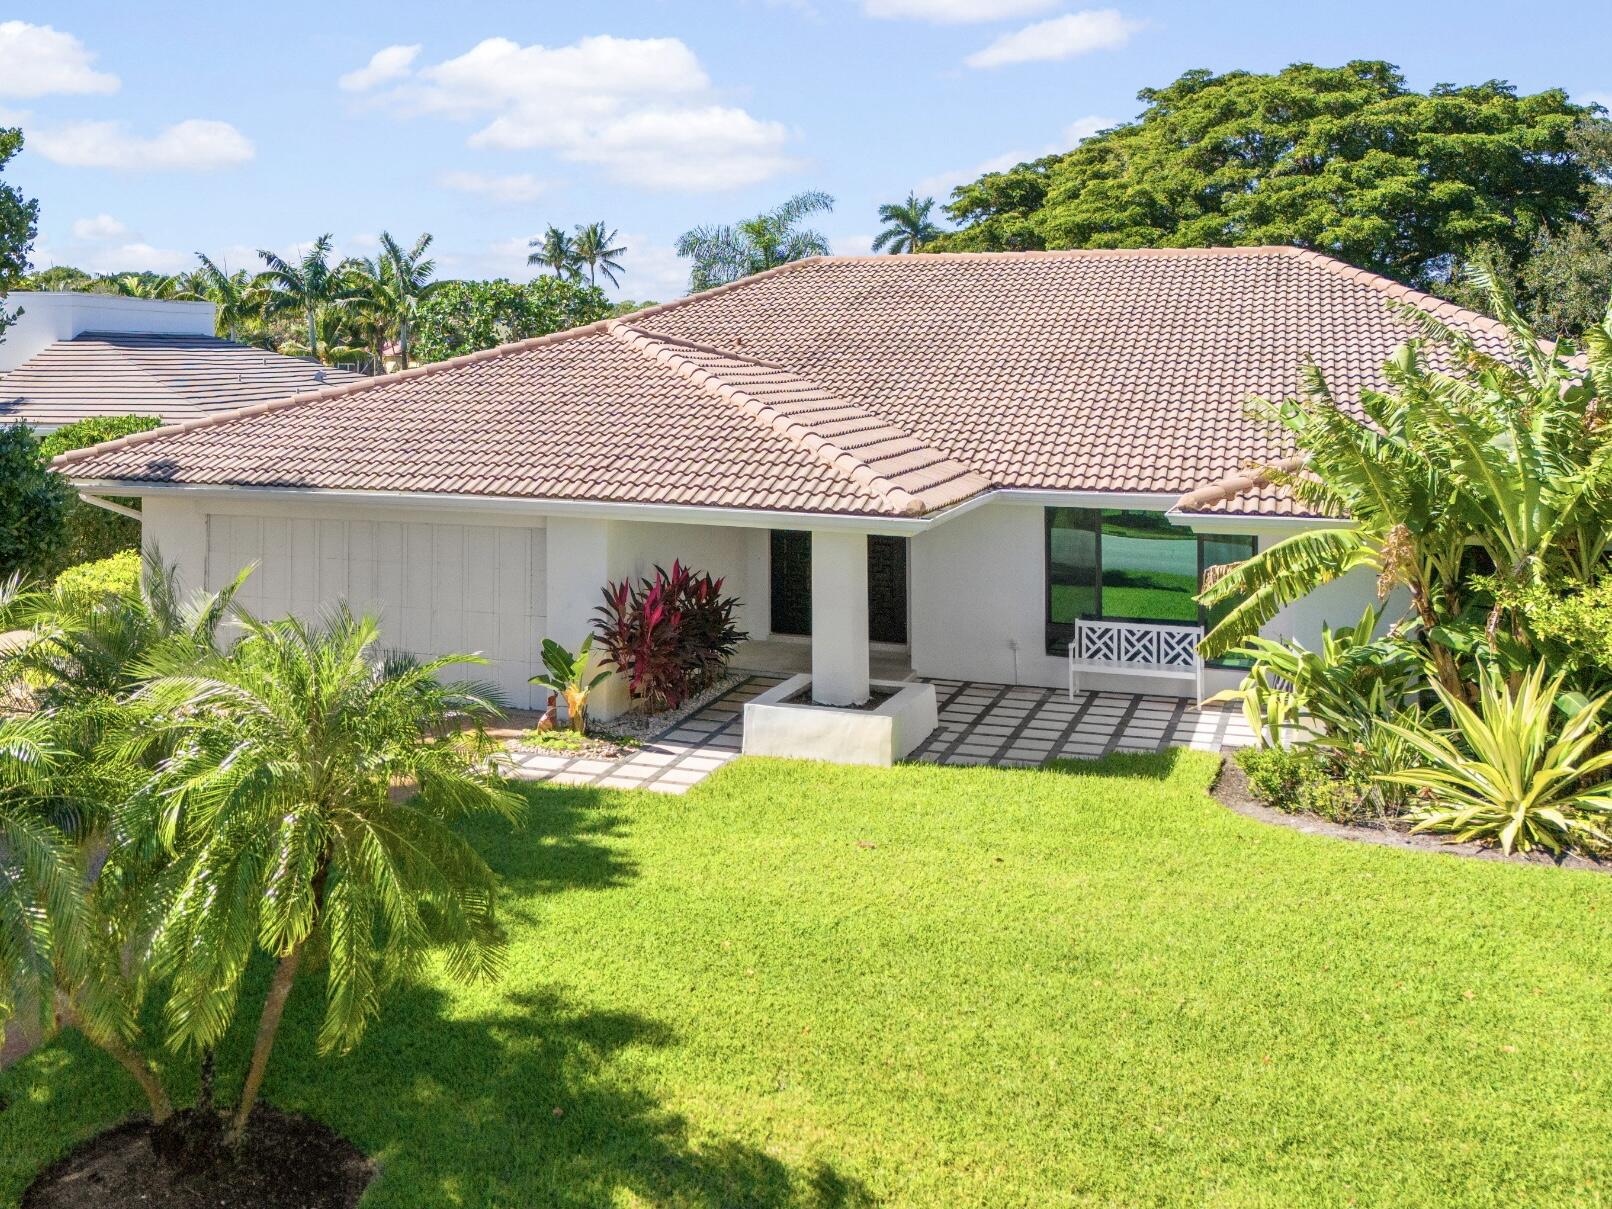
[
  {"left": 1062, "top": 114, "right": 1114, "bottom": 143},
  {"left": 70, "top": 213, "right": 132, "bottom": 241},
  {"left": 438, "top": 169, "right": 549, "bottom": 204},
  {"left": 30, "top": 118, "right": 255, "bottom": 170},
  {"left": 832, "top": 232, "right": 876, "bottom": 255},
  {"left": 863, "top": 0, "right": 1057, "bottom": 21},
  {"left": 0, "top": 21, "right": 119, "bottom": 98},
  {"left": 339, "top": 44, "right": 421, "bottom": 92},
  {"left": 966, "top": 9, "right": 1141, "bottom": 69},
  {"left": 378, "top": 35, "right": 797, "bottom": 191}
]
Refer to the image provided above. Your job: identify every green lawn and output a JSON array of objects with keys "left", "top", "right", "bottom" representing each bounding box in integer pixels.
[{"left": 5, "top": 752, "right": 1611, "bottom": 1207}]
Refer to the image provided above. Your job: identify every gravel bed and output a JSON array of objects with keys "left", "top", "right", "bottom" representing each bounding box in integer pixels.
[{"left": 591, "top": 673, "right": 743, "bottom": 742}]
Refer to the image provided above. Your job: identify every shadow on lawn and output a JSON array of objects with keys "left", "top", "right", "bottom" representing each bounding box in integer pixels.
[
  {"left": 275, "top": 979, "right": 876, "bottom": 1209},
  {"left": 464, "top": 783, "right": 642, "bottom": 901}
]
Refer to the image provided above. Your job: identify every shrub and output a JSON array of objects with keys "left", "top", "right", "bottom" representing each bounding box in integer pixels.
[
  {"left": 1236, "top": 746, "right": 1311, "bottom": 807},
  {"left": 37, "top": 415, "right": 162, "bottom": 572},
  {"left": 53, "top": 549, "right": 140, "bottom": 606},
  {"left": 0, "top": 422, "right": 73, "bottom": 579},
  {"left": 1235, "top": 746, "right": 1376, "bottom": 825},
  {"left": 592, "top": 562, "right": 746, "bottom": 712},
  {"left": 1381, "top": 665, "right": 1612, "bottom": 855}
]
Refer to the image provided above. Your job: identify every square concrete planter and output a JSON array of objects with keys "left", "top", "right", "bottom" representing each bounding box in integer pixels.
[{"left": 742, "top": 674, "right": 938, "bottom": 766}]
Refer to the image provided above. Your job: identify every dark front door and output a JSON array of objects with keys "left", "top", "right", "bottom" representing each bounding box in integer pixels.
[
  {"left": 769, "top": 531, "right": 908, "bottom": 644},
  {"left": 770, "top": 530, "right": 813, "bottom": 635},
  {"left": 867, "top": 535, "right": 908, "bottom": 644}
]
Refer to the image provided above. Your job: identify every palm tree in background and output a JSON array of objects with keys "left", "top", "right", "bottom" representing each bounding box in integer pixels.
[
  {"left": 873, "top": 193, "right": 943, "bottom": 253},
  {"left": 128, "top": 608, "right": 523, "bottom": 1144},
  {"left": 675, "top": 191, "right": 834, "bottom": 291},
  {"left": 572, "top": 222, "right": 626, "bottom": 288},
  {"left": 106, "top": 273, "right": 181, "bottom": 299},
  {"left": 528, "top": 226, "right": 580, "bottom": 279},
  {"left": 255, "top": 234, "right": 346, "bottom": 360},
  {"left": 378, "top": 230, "right": 437, "bottom": 369},
  {"left": 184, "top": 254, "right": 260, "bottom": 342}
]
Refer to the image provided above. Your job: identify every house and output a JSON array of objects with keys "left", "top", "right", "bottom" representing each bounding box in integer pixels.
[
  {"left": 50, "top": 247, "right": 1511, "bottom": 729},
  {"left": 0, "top": 291, "right": 360, "bottom": 430}
]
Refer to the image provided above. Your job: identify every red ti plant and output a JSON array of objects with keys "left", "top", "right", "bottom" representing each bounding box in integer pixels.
[{"left": 592, "top": 561, "right": 746, "bottom": 712}]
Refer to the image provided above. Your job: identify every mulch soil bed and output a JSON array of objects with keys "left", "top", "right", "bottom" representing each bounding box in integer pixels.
[
  {"left": 1211, "top": 755, "right": 1608, "bottom": 874},
  {"left": 22, "top": 1106, "right": 374, "bottom": 1209}
]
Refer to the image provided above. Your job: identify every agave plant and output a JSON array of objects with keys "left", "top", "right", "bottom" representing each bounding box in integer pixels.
[
  {"left": 1379, "top": 664, "right": 1612, "bottom": 855},
  {"left": 528, "top": 636, "right": 612, "bottom": 733}
]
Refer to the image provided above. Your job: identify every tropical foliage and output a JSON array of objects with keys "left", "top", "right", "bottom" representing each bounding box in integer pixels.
[
  {"left": 676, "top": 191, "right": 834, "bottom": 291},
  {"left": 528, "top": 636, "right": 612, "bottom": 733},
  {"left": 0, "top": 125, "right": 36, "bottom": 344},
  {"left": 125, "top": 608, "right": 522, "bottom": 1140},
  {"left": 410, "top": 277, "right": 611, "bottom": 364},
  {"left": 1210, "top": 273, "right": 1612, "bottom": 854},
  {"left": 1199, "top": 271, "right": 1612, "bottom": 693},
  {"left": 1382, "top": 666, "right": 1612, "bottom": 854},
  {"left": 929, "top": 62, "right": 1600, "bottom": 294},
  {"left": 592, "top": 563, "right": 746, "bottom": 711},
  {"left": 1, "top": 560, "right": 526, "bottom": 1154},
  {"left": 873, "top": 193, "right": 942, "bottom": 253},
  {"left": 0, "top": 424, "right": 72, "bottom": 581}
]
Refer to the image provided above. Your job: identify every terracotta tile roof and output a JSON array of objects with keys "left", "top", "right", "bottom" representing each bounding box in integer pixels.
[
  {"left": 1, "top": 331, "right": 363, "bottom": 429},
  {"left": 53, "top": 247, "right": 1513, "bottom": 520}
]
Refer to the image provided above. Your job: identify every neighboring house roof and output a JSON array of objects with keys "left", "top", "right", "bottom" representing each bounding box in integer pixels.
[
  {"left": 0, "top": 330, "right": 363, "bottom": 428},
  {"left": 54, "top": 247, "right": 1514, "bottom": 521}
]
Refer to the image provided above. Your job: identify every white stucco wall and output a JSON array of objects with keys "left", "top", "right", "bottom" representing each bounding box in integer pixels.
[
  {"left": 137, "top": 497, "right": 764, "bottom": 717},
  {"left": 0, "top": 292, "right": 216, "bottom": 373},
  {"left": 909, "top": 499, "right": 1382, "bottom": 696},
  {"left": 135, "top": 491, "right": 1384, "bottom": 710}
]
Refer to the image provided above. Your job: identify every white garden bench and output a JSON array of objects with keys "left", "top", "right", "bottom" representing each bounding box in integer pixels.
[{"left": 1067, "top": 619, "right": 1205, "bottom": 703}]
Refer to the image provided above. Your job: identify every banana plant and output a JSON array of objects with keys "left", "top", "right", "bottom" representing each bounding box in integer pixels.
[{"left": 529, "top": 636, "right": 612, "bottom": 734}]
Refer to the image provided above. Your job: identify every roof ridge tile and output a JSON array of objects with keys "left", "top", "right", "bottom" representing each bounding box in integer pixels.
[{"left": 607, "top": 321, "right": 987, "bottom": 516}]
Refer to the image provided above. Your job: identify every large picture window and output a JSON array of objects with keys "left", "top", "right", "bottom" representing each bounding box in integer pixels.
[{"left": 1044, "top": 508, "right": 1256, "bottom": 661}]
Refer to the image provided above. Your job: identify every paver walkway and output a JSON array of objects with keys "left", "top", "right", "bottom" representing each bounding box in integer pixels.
[{"left": 502, "top": 674, "right": 1254, "bottom": 794}]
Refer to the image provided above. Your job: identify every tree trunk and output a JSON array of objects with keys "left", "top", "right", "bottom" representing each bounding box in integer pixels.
[
  {"left": 306, "top": 308, "right": 318, "bottom": 361},
  {"left": 197, "top": 1048, "right": 217, "bottom": 1112},
  {"left": 228, "top": 946, "right": 303, "bottom": 1145},
  {"left": 399, "top": 320, "right": 410, "bottom": 371},
  {"left": 56, "top": 993, "right": 173, "bottom": 1123}
]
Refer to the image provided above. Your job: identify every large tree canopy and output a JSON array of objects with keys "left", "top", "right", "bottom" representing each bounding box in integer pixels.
[
  {"left": 0, "top": 126, "right": 40, "bottom": 344},
  {"left": 931, "top": 61, "right": 1599, "bottom": 291},
  {"left": 411, "top": 277, "right": 612, "bottom": 363}
]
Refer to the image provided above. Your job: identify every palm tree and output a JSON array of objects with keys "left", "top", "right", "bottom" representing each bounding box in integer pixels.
[
  {"left": 130, "top": 608, "right": 523, "bottom": 1143},
  {"left": 106, "top": 273, "right": 181, "bottom": 299},
  {"left": 873, "top": 193, "right": 942, "bottom": 254},
  {"left": 254, "top": 235, "right": 346, "bottom": 360},
  {"left": 528, "top": 226, "right": 580, "bottom": 279},
  {"left": 0, "top": 709, "right": 175, "bottom": 1123},
  {"left": 378, "top": 230, "right": 437, "bottom": 369},
  {"left": 0, "top": 713, "right": 85, "bottom": 1042},
  {"left": 572, "top": 222, "right": 626, "bottom": 288},
  {"left": 676, "top": 191, "right": 834, "bottom": 291},
  {"left": 184, "top": 254, "right": 260, "bottom": 342}
]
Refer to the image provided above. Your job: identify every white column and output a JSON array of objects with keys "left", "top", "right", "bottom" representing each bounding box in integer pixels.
[{"left": 811, "top": 529, "right": 869, "bottom": 705}]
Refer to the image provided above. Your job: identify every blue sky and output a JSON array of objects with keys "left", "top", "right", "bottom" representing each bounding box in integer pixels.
[{"left": 4, "top": 1, "right": 1609, "bottom": 302}]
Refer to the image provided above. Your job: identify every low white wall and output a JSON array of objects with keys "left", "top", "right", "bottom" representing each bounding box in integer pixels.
[
  {"left": 909, "top": 499, "right": 1380, "bottom": 696},
  {"left": 1, "top": 292, "right": 216, "bottom": 372}
]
